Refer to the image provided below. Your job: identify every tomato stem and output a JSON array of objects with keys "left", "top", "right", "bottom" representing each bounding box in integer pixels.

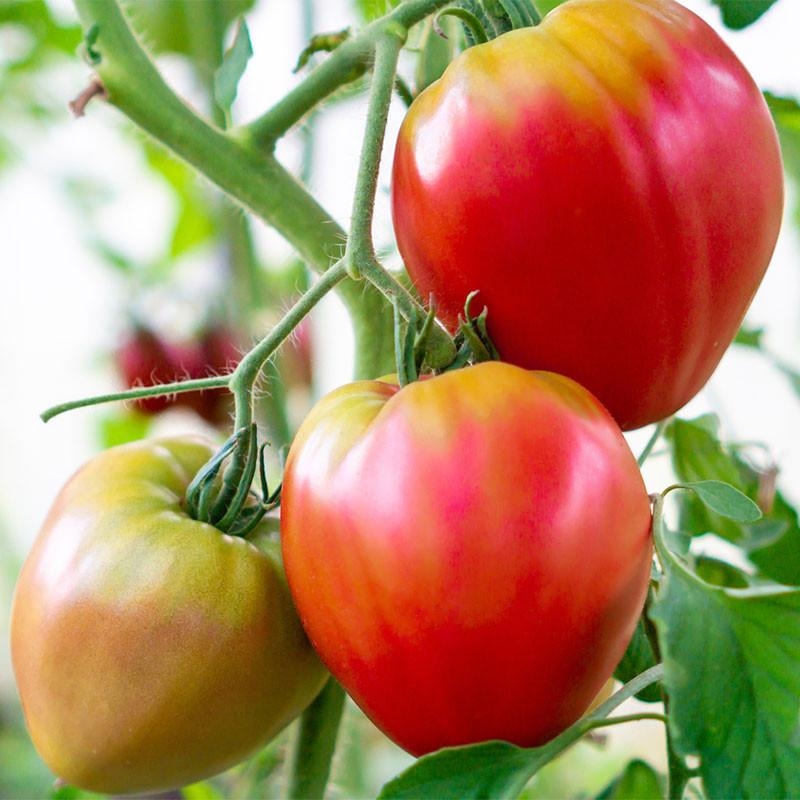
[
  {"left": 284, "top": 679, "right": 347, "bottom": 800},
  {"left": 242, "top": 0, "right": 452, "bottom": 150},
  {"left": 346, "top": 30, "right": 406, "bottom": 280},
  {"left": 40, "top": 376, "right": 229, "bottom": 423},
  {"left": 637, "top": 419, "right": 669, "bottom": 466},
  {"left": 71, "top": 0, "right": 395, "bottom": 379},
  {"left": 342, "top": 27, "right": 457, "bottom": 368}
]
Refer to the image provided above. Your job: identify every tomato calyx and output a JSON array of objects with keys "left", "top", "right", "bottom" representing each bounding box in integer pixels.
[
  {"left": 436, "top": 0, "right": 540, "bottom": 48},
  {"left": 394, "top": 291, "right": 499, "bottom": 385},
  {"left": 184, "top": 424, "right": 282, "bottom": 536}
]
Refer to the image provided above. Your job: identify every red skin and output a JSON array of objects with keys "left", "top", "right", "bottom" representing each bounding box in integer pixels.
[
  {"left": 281, "top": 363, "right": 652, "bottom": 755},
  {"left": 116, "top": 326, "right": 240, "bottom": 425},
  {"left": 391, "top": 0, "right": 784, "bottom": 430}
]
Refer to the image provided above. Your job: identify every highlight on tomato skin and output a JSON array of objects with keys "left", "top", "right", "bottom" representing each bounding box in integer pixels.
[
  {"left": 9, "top": 436, "right": 328, "bottom": 795},
  {"left": 391, "top": 0, "right": 784, "bottom": 431},
  {"left": 281, "top": 362, "right": 654, "bottom": 756}
]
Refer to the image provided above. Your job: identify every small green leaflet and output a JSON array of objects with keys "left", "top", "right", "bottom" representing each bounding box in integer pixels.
[
  {"left": 710, "top": 0, "right": 779, "bottom": 30},
  {"left": 734, "top": 325, "right": 765, "bottom": 349},
  {"left": 214, "top": 18, "right": 253, "bottom": 118},
  {"left": 665, "top": 417, "right": 800, "bottom": 586},
  {"left": 650, "top": 554, "right": 800, "bottom": 798},
  {"left": 675, "top": 480, "right": 762, "bottom": 523},
  {"left": 378, "top": 666, "right": 665, "bottom": 799},
  {"left": 595, "top": 759, "right": 663, "bottom": 800},
  {"left": 377, "top": 742, "right": 535, "bottom": 799}
]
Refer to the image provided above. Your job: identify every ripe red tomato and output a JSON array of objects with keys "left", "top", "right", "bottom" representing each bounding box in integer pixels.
[
  {"left": 391, "top": 0, "right": 784, "bottom": 430},
  {"left": 11, "top": 437, "right": 327, "bottom": 794},
  {"left": 116, "top": 325, "right": 241, "bottom": 425},
  {"left": 280, "top": 363, "right": 652, "bottom": 755}
]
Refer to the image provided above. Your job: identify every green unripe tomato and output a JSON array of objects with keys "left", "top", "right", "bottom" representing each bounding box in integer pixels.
[{"left": 11, "top": 436, "right": 327, "bottom": 794}]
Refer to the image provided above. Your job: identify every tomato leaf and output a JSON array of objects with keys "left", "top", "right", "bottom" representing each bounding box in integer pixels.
[
  {"left": 595, "top": 759, "right": 663, "bottom": 800},
  {"left": 214, "top": 18, "right": 253, "bottom": 117},
  {"left": 710, "top": 0, "right": 779, "bottom": 29},
  {"left": 614, "top": 617, "right": 661, "bottom": 703},
  {"left": 675, "top": 480, "right": 762, "bottom": 523},
  {"left": 734, "top": 325, "right": 765, "bottom": 349},
  {"left": 665, "top": 417, "right": 800, "bottom": 586},
  {"left": 650, "top": 552, "right": 800, "bottom": 798},
  {"left": 377, "top": 742, "right": 533, "bottom": 799}
]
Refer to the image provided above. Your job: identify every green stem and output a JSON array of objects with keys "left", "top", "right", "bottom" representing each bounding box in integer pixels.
[
  {"left": 343, "top": 29, "right": 456, "bottom": 368},
  {"left": 285, "top": 679, "right": 347, "bottom": 800},
  {"left": 72, "top": 0, "right": 393, "bottom": 379},
  {"left": 40, "top": 376, "right": 229, "bottom": 423},
  {"left": 637, "top": 419, "right": 669, "bottom": 466},
  {"left": 649, "top": 491, "right": 694, "bottom": 800},
  {"left": 229, "top": 259, "right": 348, "bottom": 429},
  {"left": 346, "top": 30, "right": 405, "bottom": 276},
  {"left": 242, "top": 0, "right": 452, "bottom": 149},
  {"left": 209, "top": 260, "right": 349, "bottom": 506}
]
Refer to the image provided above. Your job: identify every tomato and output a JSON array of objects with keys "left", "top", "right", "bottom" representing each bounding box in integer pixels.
[
  {"left": 391, "top": 0, "right": 783, "bottom": 430},
  {"left": 116, "top": 325, "right": 240, "bottom": 425},
  {"left": 280, "top": 362, "right": 652, "bottom": 755},
  {"left": 11, "top": 437, "right": 327, "bottom": 794}
]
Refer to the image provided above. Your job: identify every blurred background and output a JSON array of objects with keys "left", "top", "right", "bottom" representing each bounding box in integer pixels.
[{"left": 1, "top": 0, "right": 799, "bottom": 796}]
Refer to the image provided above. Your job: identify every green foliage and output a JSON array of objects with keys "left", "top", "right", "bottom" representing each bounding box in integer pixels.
[
  {"left": 665, "top": 417, "right": 800, "bottom": 586},
  {"left": 614, "top": 618, "right": 661, "bottom": 703},
  {"left": 676, "top": 480, "right": 762, "bottom": 523},
  {"left": 596, "top": 759, "right": 663, "bottom": 800},
  {"left": 214, "top": 18, "right": 253, "bottom": 120},
  {"left": 123, "top": 0, "right": 254, "bottom": 61},
  {"left": 143, "top": 143, "right": 217, "bottom": 264},
  {"left": 767, "top": 94, "right": 800, "bottom": 224},
  {"left": 97, "top": 411, "right": 152, "bottom": 449},
  {"left": 0, "top": 1, "right": 81, "bottom": 65},
  {"left": 650, "top": 550, "right": 800, "bottom": 798},
  {"left": 379, "top": 742, "right": 535, "bottom": 799},
  {"left": 710, "top": 0, "right": 779, "bottom": 29},
  {"left": 353, "top": 0, "right": 402, "bottom": 22},
  {"left": 531, "top": 0, "right": 568, "bottom": 17}
]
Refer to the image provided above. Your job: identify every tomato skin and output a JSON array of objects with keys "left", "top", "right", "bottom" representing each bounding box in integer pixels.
[
  {"left": 281, "top": 362, "right": 652, "bottom": 755},
  {"left": 391, "top": 0, "right": 784, "bottom": 430},
  {"left": 11, "top": 437, "right": 327, "bottom": 794}
]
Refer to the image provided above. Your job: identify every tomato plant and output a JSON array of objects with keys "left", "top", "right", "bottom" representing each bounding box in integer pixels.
[
  {"left": 391, "top": 0, "right": 784, "bottom": 429},
  {"left": 9, "top": 0, "right": 800, "bottom": 797},
  {"left": 10, "top": 437, "right": 327, "bottom": 794},
  {"left": 280, "top": 362, "right": 653, "bottom": 755}
]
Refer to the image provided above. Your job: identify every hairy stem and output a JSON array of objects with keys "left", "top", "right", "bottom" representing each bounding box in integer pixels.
[
  {"left": 40, "top": 376, "right": 229, "bottom": 422},
  {"left": 229, "top": 259, "right": 349, "bottom": 429},
  {"left": 72, "top": 0, "right": 393, "bottom": 378},
  {"left": 344, "top": 29, "right": 456, "bottom": 367},
  {"left": 242, "top": 0, "right": 452, "bottom": 149}
]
